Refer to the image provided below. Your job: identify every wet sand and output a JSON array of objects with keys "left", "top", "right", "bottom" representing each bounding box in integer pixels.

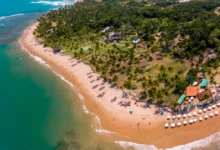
[{"left": 20, "top": 23, "right": 220, "bottom": 149}]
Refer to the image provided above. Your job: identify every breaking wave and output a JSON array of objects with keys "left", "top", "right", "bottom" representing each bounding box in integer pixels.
[
  {"left": 115, "top": 141, "right": 158, "bottom": 150},
  {"left": 167, "top": 130, "right": 220, "bottom": 150},
  {"left": 95, "top": 129, "right": 119, "bottom": 135},
  {"left": 83, "top": 104, "right": 90, "bottom": 114},
  {"left": 30, "top": 0, "right": 73, "bottom": 6},
  {"left": 19, "top": 38, "right": 75, "bottom": 89},
  {"left": 78, "top": 93, "right": 85, "bottom": 100},
  {"left": 115, "top": 130, "right": 220, "bottom": 150},
  {"left": 0, "top": 13, "right": 25, "bottom": 21}
]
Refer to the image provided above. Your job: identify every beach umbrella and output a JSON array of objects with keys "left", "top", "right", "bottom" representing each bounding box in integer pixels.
[
  {"left": 188, "top": 113, "right": 192, "bottom": 118},
  {"left": 177, "top": 115, "right": 181, "bottom": 119},
  {"left": 177, "top": 122, "right": 181, "bottom": 127},
  {"left": 193, "top": 112, "right": 197, "bottom": 116},
  {"left": 217, "top": 103, "right": 220, "bottom": 107},
  {"left": 183, "top": 114, "right": 187, "bottom": 118},
  {"left": 193, "top": 119, "right": 197, "bottom": 123},
  {"left": 208, "top": 106, "right": 211, "bottom": 111},
  {"left": 165, "top": 123, "right": 169, "bottom": 128},
  {"left": 212, "top": 105, "right": 216, "bottom": 109},
  {"left": 210, "top": 113, "right": 214, "bottom": 117},
  {"left": 189, "top": 119, "right": 193, "bottom": 124},
  {"left": 205, "top": 115, "right": 208, "bottom": 119},
  {"left": 215, "top": 111, "right": 219, "bottom": 116},
  {"left": 188, "top": 100, "right": 192, "bottom": 103},
  {"left": 199, "top": 110, "right": 203, "bottom": 114},
  {"left": 183, "top": 120, "right": 187, "bottom": 125},
  {"left": 171, "top": 123, "right": 175, "bottom": 128},
  {"left": 203, "top": 108, "right": 207, "bottom": 112},
  {"left": 129, "top": 109, "right": 133, "bottom": 113},
  {"left": 190, "top": 97, "right": 194, "bottom": 100},
  {"left": 172, "top": 116, "right": 176, "bottom": 120},
  {"left": 199, "top": 117, "right": 203, "bottom": 121},
  {"left": 167, "top": 116, "right": 171, "bottom": 120}
]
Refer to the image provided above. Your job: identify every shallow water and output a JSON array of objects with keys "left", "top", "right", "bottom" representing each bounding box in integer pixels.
[
  {"left": 1, "top": 1, "right": 220, "bottom": 150},
  {"left": 0, "top": 1, "right": 122, "bottom": 150}
]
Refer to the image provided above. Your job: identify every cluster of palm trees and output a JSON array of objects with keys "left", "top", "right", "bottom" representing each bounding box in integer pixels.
[{"left": 34, "top": 0, "right": 220, "bottom": 107}]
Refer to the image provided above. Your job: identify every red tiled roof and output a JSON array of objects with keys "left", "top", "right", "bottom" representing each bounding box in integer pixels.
[
  {"left": 185, "top": 86, "right": 199, "bottom": 97},
  {"left": 197, "top": 72, "right": 202, "bottom": 78}
]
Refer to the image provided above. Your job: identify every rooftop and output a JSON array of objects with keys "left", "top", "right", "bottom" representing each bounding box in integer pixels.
[
  {"left": 185, "top": 86, "right": 199, "bottom": 97},
  {"left": 197, "top": 72, "right": 203, "bottom": 78},
  {"left": 197, "top": 89, "right": 212, "bottom": 101}
]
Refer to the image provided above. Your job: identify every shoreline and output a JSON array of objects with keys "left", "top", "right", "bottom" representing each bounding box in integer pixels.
[{"left": 20, "top": 23, "right": 220, "bottom": 149}]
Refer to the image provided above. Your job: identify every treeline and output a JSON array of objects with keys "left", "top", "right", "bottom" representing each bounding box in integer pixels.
[{"left": 35, "top": 0, "right": 220, "bottom": 106}]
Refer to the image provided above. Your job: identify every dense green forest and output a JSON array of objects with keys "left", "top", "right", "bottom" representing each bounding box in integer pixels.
[{"left": 35, "top": 0, "right": 220, "bottom": 107}]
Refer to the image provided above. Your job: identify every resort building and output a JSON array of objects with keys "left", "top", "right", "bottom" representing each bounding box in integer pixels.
[
  {"left": 196, "top": 72, "right": 203, "bottom": 79},
  {"left": 132, "top": 38, "right": 140, "bottom": 44},
  {"left": 197, "top": 89, "right": 212, "bottom": 101},
  {"left": 185, "top": 86, "right": 199, "bottom": 97},
  {"left": 102, "top": 26, "right": 111, "bottom": 33}
]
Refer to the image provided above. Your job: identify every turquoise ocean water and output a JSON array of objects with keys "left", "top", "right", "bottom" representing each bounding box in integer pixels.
[
  {"left": 0, "top": 0, "right": 122, "bottom": 150},
  {"left": 1, "top": 0, "right": 220, "bottom": 149}
]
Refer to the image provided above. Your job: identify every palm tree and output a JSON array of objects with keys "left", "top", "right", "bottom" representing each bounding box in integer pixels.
[
  {"left": 168, "top": 67, "right": 173, "bottom": 72},
  {"left": 160, "top": 65, "right": 165, "bottom": 73}
]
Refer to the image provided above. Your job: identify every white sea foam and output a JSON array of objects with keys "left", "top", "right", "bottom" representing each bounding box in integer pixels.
[
  {"left": 167, "top": 131, "right": 220, "bottom": 150},
  {"left": 52, "top": 70, "right": 75, "bottom": 88},
  {"left": 33, "top": 56, "right": 46, "bottom": 64},
  {"left": 19, "top": 38, "right": 76, "bottom": 90},
  {"left": 95, "top": 129, "right": 118, "bottom": 135},
  {"left": 30, "top": 0, "right": 73, "bottom": 6},
  {"left": 83, "top": 104, "right": 90, "bottom": 114},
  {"left": 0, "top": 13, "right": 24, "bottom": 21},
  {"left": 90, "top": 112, "right": 103, "bottom": 128},
  {"left": 115, "top": 141, "right": 158, "bottom": 150},
  {"left": 78, "top": 93, "right": 85, "bottom": 100}
]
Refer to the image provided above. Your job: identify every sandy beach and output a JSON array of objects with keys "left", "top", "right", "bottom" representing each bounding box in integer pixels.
[{"left": 20, "top": 23, "right": 220, "bottom": 149}]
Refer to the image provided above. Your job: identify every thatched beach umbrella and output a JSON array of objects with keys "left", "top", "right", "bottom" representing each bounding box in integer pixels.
[
  {"left": 177, "top": 115, "right": 181, "bottom": 119},
  {"left": 183, "top": 120, "right": 187, "bottom": 125},
  {"left": 203, "top": 108, "right": 207, "bottom": 112},
  {"left": 193, "top": 119, "right": 197, "bottom": 123},
  {"left": 167, "top": 116, "right": 171, "bottom": 120},
  {"left": 208, "top": 106, "right": 211, "bottom": 111},
  {"left": 183, "top": 114, "right": 187, "bottom": 118},
  {"left": 210, "top": 113, "right": 214, "bottom": 117},
  {"left": 165, "top": 123, "right": 169, "bottom": 128},
  {"left": 177, "top": 122, "right": 181, "bottom": 127},
  {"left": 189, "top": 119, "right": 193, "bottom": 124},
  {"left": 188, "top": 113, "right": 192, "bottom": 118},
  {"left": 199, "top": 117, "right": 203, "bottom": 121},
  {"left": 199, "top": 110, "right": 203, "bottom": 114},
  {"left": 217, "top": 103, "right": 220, "bottom": 107},
  {"left": 215, "top": 111, "right": 219, "bottom": 116},
  {"left": 193, "top": 112, "right": 197, "bottom": 116},
  {"left": 212, "top": 105, "right": 216, "bottom": 109},
  {"left": 205, "top": 115, "right": 208, "bottom": 119},
  {"left": 172, "top": 116, "right": 176, "bottom": 120},
  {"left": 171, "top": 123, "right": 175, "bottom": 128}
]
